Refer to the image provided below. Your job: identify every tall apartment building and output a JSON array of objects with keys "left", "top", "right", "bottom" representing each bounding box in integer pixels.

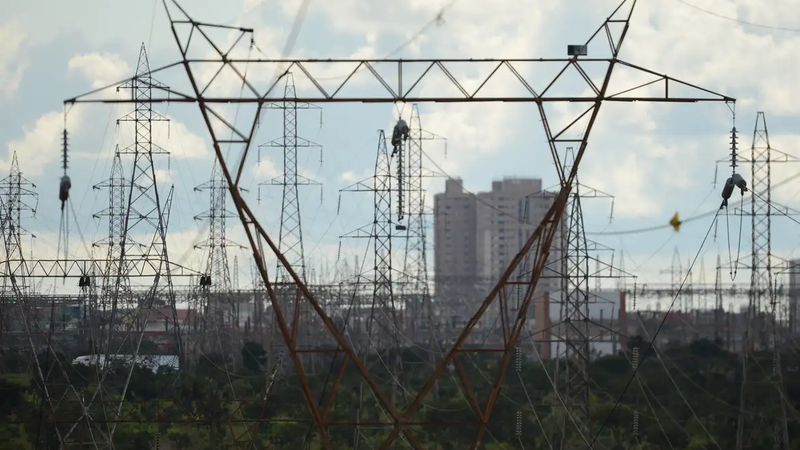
[
  {"left": 433, "top": 178, "right": 478, "bottom": 304},
  {"left": 433, "top": 177, "right": 557, "bottom": 335},
  {"left": 476, "top": 179, "right": 552, "bottom": 285}
]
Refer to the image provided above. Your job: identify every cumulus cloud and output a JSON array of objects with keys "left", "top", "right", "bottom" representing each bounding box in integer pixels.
[
  {"left": 253, "top": 157, "right": 280, "bottom": 179},
  {"left": 68, "top": 52, "right": 131, "bottom": 89},
  {"left": 0, "top": 23, "right": 28, "bottom": 98},
  {"left": 115, "top": 114, "right": 210, "bottom": 160},
  {"left": 4, "top": 108, "right": 85, "bottom": 176}
]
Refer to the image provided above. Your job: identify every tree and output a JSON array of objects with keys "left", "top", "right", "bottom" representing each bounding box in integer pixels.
[{"left": 241, "top": 341, "right": 267, "bottom": 373}]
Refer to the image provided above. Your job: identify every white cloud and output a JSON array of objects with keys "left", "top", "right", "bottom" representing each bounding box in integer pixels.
[
  {"left": 68, "top": 51, "right": 210, "bottom": 162},
  {"left": 68, "top": 52, "right": 130, "bottom": 89},
  {"left": 253, "top": 157, "right": 279, "bottom": 179},
  {"left": 115, "top": 113, "right": 210, "bottom": 160},
  {"left": 154, "top": 168, "right": 173, "bottom": 186},
  {"left": 340, "top": 170, "right": 358, "bottom": 182},
  {"left": 5, "top": 52, "right": 208, "bottom": 178},
  {"left": 0, "top": 23, "right": 28, "bottom": 98},
  {"left": 4, "top": 108, "right": 85, "bottom": 176}
]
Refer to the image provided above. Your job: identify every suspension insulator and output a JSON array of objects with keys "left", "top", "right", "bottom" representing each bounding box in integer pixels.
[
  {"left": 59, "top": 175, "right": 71, "bottom": 206},
  {"left": 721, "top": 177, "right": 735, "bottom": 202},
  {"left": 730, "top": 173, "right": 747, "bottom": 192}
]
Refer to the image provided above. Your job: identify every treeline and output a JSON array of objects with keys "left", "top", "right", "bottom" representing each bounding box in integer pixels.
[{"left": 0, "top": 338, "right": 799, "bottom": 449}]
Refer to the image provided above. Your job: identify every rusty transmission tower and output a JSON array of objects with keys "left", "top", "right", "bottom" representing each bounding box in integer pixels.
[{"left": 65, "top": 0, "right": 734, "bottom": 447}]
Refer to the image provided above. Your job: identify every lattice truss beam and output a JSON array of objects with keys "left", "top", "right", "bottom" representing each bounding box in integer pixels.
[{"left": 64, "top": 0, "right": 733, "bottom": 448}]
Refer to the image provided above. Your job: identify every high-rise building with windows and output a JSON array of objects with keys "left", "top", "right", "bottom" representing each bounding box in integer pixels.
[{"left": 433, "top": 177, "right": 557, "bottom": 335}]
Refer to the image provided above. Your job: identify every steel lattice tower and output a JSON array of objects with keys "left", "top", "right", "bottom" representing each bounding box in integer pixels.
[
  {"left": 117, "top": 42, "right": 172, "bottom": 286},
  {"left": 258, "top": 73, "right": 320, "bottom": 282},
  {"left": 194, "top": 162, "right": 239, "bottom": 323},
  {"left": 750, "top": 112, "right": 772, "bottom": 338},
  {"left": 341, "top": 131, "right": 405, "bottom": 441},
  {"left": 64, "top": 1, "right": 736, "bottom": 445},
  {"left": 400, "top": 104, "right": 447, "bottom": 345},
  {"left": 257, "top": 73, "right": 320, "bottom": 359},
  {"left": 0, "top": 152, "right": 37, "bottom": 265},
  {"left": 733, "top": 112, "right": 791, "bottom": 450},
  {"left": 341, "top": 130, "right": 399, "bottom": 351},
  {"left": 558, "top": 151, "right": 592, "bottom": 443},
  {"left": 0, "top": 152, "right": 37, "bottom": 333},
  {"left": 113, "top": 43, "right": 181, "bottom": 358},
  {"left": 93, "top": 148, "right": 131, "bottom": 311}
]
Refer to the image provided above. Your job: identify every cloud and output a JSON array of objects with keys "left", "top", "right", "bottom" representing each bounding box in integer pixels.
[
  {"left": 4, "top": 108, "right": 85, "bottom": 176},
  {"left": 253, "top": 157, "right": 279, "bottom": 179},
  {"left": 5, "top": 52, "right": 208, "bottom": 178},
  {"left": 68, "top": 51, "right": 210, "bottom": 162},
  {"left": 154, "top": 168, "right": 174, "bottom": 186},
  {"left": 115, "top": 113, "right": 210, "bottom": 160},
  {"left": 68, "top": 52, "right": 130, "bottom": 90},
  {"left": 0, "top": 23, "right": 27, "bottom": 98}
]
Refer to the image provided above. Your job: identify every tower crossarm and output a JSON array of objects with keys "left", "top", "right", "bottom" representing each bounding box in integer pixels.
[
  {"left": 0, "top": 258, "right": 201, "bottom": 278},
  {"left": 66, "top": 59, "right": 734, "bottom": 105}
]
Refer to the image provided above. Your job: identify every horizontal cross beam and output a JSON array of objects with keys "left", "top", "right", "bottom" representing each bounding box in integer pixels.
[
  {"left": 0, "top": 258, "right": 201, "bottom": 278},
  {"left": 64, "top": 58, "right": 734, "bottom": 105}
]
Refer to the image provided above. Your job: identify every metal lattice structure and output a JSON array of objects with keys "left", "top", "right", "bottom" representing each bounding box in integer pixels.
[
  {"left": 258, "top": 73, "right": 321, "bottom": 282},
  {"left": 558, "top": 153, "right": 592, "bottom": 443},
  {"left": 64, "top": 0, "right": 734, "bottom": 447},
  {"left": 734, "top": 112, "right": 793, "bottom": 450},
  {"left": 257, "top": 73, "right": 321, "bottom": 362},
  {"left": 750, "top": 113, "right": 772, "bottom": 332},
  {"left": 114, "top": 42, "right": 180, "bottom": 334},
  {"left": 400, "top": 105, "right": 444, "bottom": 345},
  {"left": 340, "top": 130, "right": 398, "bottom": 352},
  {"left": 0, "top": 152, "right": 37, "bottom": 275},
  {"left": 93, "top": 148, "right": 131, "bottom": 311},
  {"left": 0, "top": 152, "right": 37, "bottom": 339},
  {"left": 194, "top": 162, "right": 241, "bottom": 326}
]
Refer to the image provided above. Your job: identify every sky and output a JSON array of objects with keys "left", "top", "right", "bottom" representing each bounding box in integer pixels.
[{"left": 2, "top": 0, "right": 800, "bottom": 309}]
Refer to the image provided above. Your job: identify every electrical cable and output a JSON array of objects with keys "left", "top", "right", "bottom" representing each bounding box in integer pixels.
[
  {"left": 673, "top": 0, "right": 800, "bottom": 33},
  {"left": 587, "top": 207, "right": 721, "bottom": 449},
  {"left": 725, "top": 192, "right": 744, "bottom": 281},
  {"left": 587, "top": 171, "right": 800, "bottom": 235}
]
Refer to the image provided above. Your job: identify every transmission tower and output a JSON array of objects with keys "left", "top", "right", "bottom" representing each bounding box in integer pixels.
[
  {"left": 113, "top": 42, "right": 182, "bottom": 359},
  {"left": 66, "top": 0, "right": 734, "bottom": 445},
  {"left": 341, "top": 130, "right": 400, "bottom": 352},
  {"left": 257, "top": 73, "right": 321, "bottom": 358},
  {"left": 194, "top": 162, "right": 242, "bottom": 327},
  {"left": 258, "top": 73, "right": 321, "bottom": 282},
  {"left": 92, "top": 147, "right": 132, "bottom": 312},
  {"left": 557, "top": 151, "right": 592, "bottom": 443},
  {"left": 0, "top": 152, "right": 37, "bottom": 336},
  {"left": 400, "top": 104, "right": 446, "bottom": 345},
  {"left": 733, "top": 112, "right": 793, "bottom": 450},
  {"left": 0, "top": 152, "right": 37, "bottom": 268},
  {"left": 341, "top": 130, "right": 408, "bottom": 443}
]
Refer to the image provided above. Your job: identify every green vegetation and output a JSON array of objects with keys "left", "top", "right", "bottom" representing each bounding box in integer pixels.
[{"left": 1, "top": 338, "right": 799, "bottom": 449}]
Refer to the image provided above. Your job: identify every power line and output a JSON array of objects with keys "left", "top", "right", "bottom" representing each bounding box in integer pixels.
[
  {"left": 586, "top": 171, "right": 800, "bottom": 236},
  {"left": 674, "top": 0, "right": 800, "bottom": 33},
  {"left": 588, "top": 207, "right": 722, "bottom": 449}
]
